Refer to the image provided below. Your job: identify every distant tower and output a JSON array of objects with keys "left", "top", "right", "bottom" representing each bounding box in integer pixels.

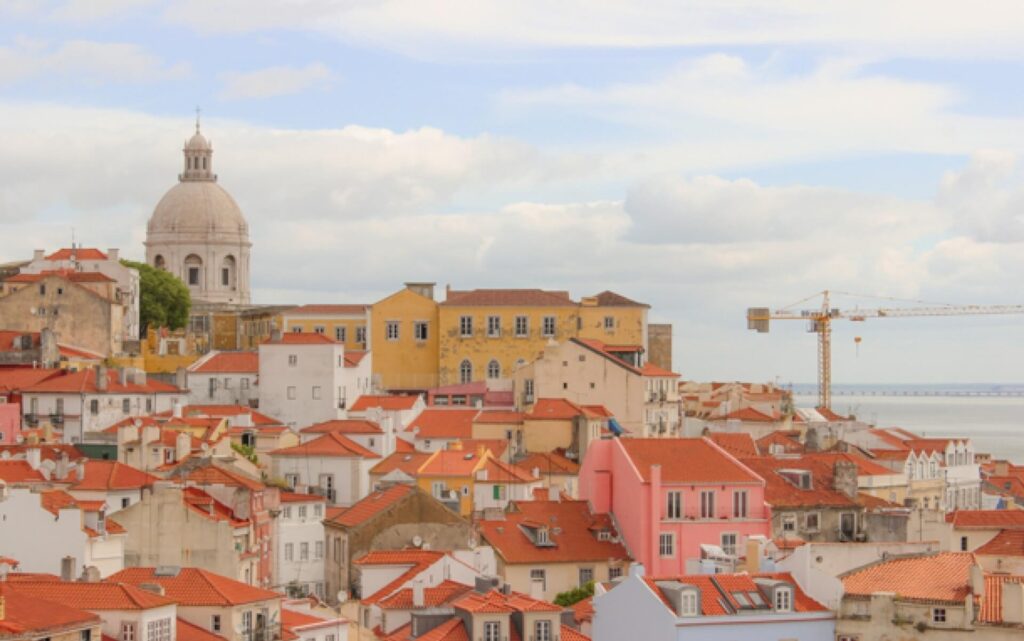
[{"left": 144, "top": 117, "right": 252, "bottom": 305}]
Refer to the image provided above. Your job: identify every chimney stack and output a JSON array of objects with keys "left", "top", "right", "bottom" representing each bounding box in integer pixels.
[
  {"left": 107, "top": 248, "right": 119, "bottom": 261},
  {"left": 32, "top": 250, "right": 44, "bottom": 262},
  {"left": 95, "top": 365, "right": 108, "bottom": 392},
  {"left": 412, "top": 580, "right": 425, "bottom": 607}
]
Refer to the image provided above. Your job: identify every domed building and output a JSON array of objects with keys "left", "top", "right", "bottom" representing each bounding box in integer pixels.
[{"left": 145, "top": 123, "right": 252, "bottom": 305}]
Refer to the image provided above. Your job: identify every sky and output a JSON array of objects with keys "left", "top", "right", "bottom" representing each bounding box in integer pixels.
[{"left": 1, "top": 1, "right": 1023, "bottom": 385}]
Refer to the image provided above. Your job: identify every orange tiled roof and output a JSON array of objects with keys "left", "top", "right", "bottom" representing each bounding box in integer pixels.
[
  {"left": 287, "top": 304, "right": 367, "bottom": 316},
  {"left": 406, "top": 408, "right": 477, "bottom": 439},
  {"left": 71, "top": 460, "right": 158, "bottom": 491},
  {"left": 0, "top": 366, "right": 63, "bottom": 391},
  {"left": 9, "top": 580, "right": 175, "bottom": 610},
  {"left": 324, "top": 484, "right": 415, "bottom": 528},
  {"left": 756, "top": 430, "right": 804, "bottom": 455},
  {"left": 418, "top": 449, "right": 487, "bottom": 477},
  {"left": 478, "top": 458, "right": 538, "bottom": 484},
  {"left": 378, "top": 579, "right": 473, "bottom": 610},
  {"left": 44, "top": 248, "right": 109, "bottom": 261},
  {"left": 300, "top": 419, "right": 382, "bottom": 435},
  {"left": 979, "top": 574, "right": 1024, "bottom": 623},
  {"left": 842, "top": 552, "right": 976, "bottom": 603},
  {"left": 23, "top": 368, "right": 181, "bottom": 395},
  {"left": 370, "top": 451, "right": 432, "bottom": 477},
  {"left": 0, "top": 460, "right": 48, "bottom": 484},
  {"left": 270, "top": 432, "right": 379, "bottom": 458},
  {"left": 527, "top": 398, "right": 604, "bottom": 421},
  {"left": 477, "top": 499, "right": 628, "bottom": 565},
  {"left": 183, "top": 487, "right": 250, "bottom": 527},
  {"left": 560, "top": 625, "right": 590, "bottom": 641},
  {"left": 456, "top": 439, "right": 508, "bottom": 459},
  {"left": 344, "top": 351, "right": 367, "bottom": 367},
  {"left": 442, "top": 289, "right": 574, "bottom": 307},
  {"left": 6, "top": 270, "right": 114, "bottom": 283},
  {"left": 946, "top": 510, "right": 1024, "bottom": 530},
  {"left": 453, "top": 588, "right": 562, "bottom": 613},
  {"left": 0, "top": 583, "right": 100, "bottom": 633},
  {"left": 975, "top": 529, "right": 1024, "bottom": 556},
  {"left": 350, "top": 395, "right": 421, "bottom": 411},
  {"left": 176, "top": 618, "right": 229, "bottom": 641},
  {"left": 619, "top": 438, "right": 762, "bottom": 484},
  {"left": 723, "top": 407, "right": 779, "bottom": 422},
  {"left": 109, "top": 567, "right": 282, "bottom": 606},
  {"left": 706, "top": 432, "right": 759, "bottom": 459},
  {"left": 643, "top": 572, "right": 827, "bottom": 615},
  {"left": 172, "top": 461, "right": 265, "bottom": 491},
  {"left": 740, "top": 455, "right": 858, "bottom": 509},
  {"left": 191, "top": 352, "right": 259, "bottom": 374},
  {"left": 406, "top": 618, "right": 468, "bottom": 641},
  {"left": 263, "top": 332, "right": 337, "bottom": 345},
  {"left": 355, "top": 550, "right": 446, "bottom": 605},
  {"left": 589, "top": 290, "right": 648, "bottom": 307},
  {"left": 473, "top": 410, "right": 525, "bottom": 424},
  {"left": 517, "top": 451, "right": 580, "bottom": 475},
  {"left": 639, "top": 362, "right": 678, "bottom": 377}
]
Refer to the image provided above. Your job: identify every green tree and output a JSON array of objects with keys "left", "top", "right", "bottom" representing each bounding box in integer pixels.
[
  {"left": 554, "top": 581, "right": 594, "bottom": 607},
  {"left": 121, "top": 259, "right": 191, "bottom": 335}
]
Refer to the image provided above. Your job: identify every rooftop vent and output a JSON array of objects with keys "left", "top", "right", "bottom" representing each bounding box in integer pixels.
[{"left": 154, "top": 565, "right": 181, "bottom": 577}]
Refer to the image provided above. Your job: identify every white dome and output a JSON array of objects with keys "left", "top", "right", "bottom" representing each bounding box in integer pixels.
[
  {"left": 186, "top": 131, "right": 211, "bottom": 150},
  {"left": 148, "top": 180, "right": 249, "bottom": 236}
]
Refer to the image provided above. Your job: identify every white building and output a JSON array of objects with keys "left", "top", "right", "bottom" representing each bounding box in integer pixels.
[
  {"left": 0, "top": 485, "right": 125, "bottom": 578},
  {"left": 258, "top": 332, "right": 372, "bottom": 431},
  {"left": 187, "top": 351, "right": 259, "bottom": 406},
  {"left": 269, "top": 433, "right": 380, "bottom": 506},
  {"left": 23, "top": 247, "right": 141, "bottom": 343},
  {"left": 20, "top": 365, "right": 187, "bottom": 442},
  {"left": 281, "top": 600, "right": 348, "bottom": 641},
  {"left": 274, "top": 493, "right": 327, "bottom": 599},
  {"left": 144, "top": 121, "right": 252, "bottom": 305}
]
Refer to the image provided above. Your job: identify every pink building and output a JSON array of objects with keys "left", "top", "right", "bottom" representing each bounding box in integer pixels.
[
  {"left": 580, "top": 437, "right": 770, "bottom": 575},
  {"left": 0, "top": 403, "right": 19, "bottom": 444}
]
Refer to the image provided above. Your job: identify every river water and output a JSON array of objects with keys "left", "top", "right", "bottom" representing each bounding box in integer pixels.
[{"left": 793, "top": 393, "right": 1024, "bottom": 463}]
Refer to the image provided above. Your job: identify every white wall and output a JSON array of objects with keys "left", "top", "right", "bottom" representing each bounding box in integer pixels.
[
  {"left": 259, "top": 343, "right": 346, "bottom": 430},
  {"left": 187, "top": 372, "right": 257, "bottom": 406},
  {"left": 0, "top": 487, "right": 88, "bottom": 576},
  {"left": 275, "top": 501, "right": 327, "bottom": 596},
  {"left": 271, "top": 455, "right": 371, "bottom": 507}
]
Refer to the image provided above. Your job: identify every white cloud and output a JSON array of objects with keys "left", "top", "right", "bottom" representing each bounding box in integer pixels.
[
  {"left": 0, "top": 38, "right": 188, "bottom": 86},
  {"left": 938, "top": 150, "right": 1024, "bottom": 243},
  {"left": 219, "top": 63, "right": 335, "bottom": 100},
  {"left": 49, "top": 0, "right": 155, "bottom": 21}
]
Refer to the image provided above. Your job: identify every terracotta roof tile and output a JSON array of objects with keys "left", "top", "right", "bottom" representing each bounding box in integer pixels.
[
  {"left": 619, "top": 438, "right": 762, "bottom": 484},
  {"left": 560, "top": 625, "right": 590, "bottom": 641},
  {"left": 706, "top": 432, "right": 759, "bottom": 459},
  {"left": 44, "top": 248, "right": 109, "bottom": 261},
  {"left": 408, "top": 618, "right": 468, "bottom": 641},
  {"left": 9, "top": 581, "right": 175, "bottom": 610},
  {"left": 0, "top": 367, "right": 63, "bottom": 391},
  {"left": 109, "top": 567, "right": 282, "bottom": 606},
  {"left": 723, "top": 407, "right": 779, "bottom": 422},
  {"left": 172, "top": 461, "right": 265, "bottom": 491},
  {"left": 300, "top": 419, "right": 382, "bottom": 435},
  {"left": 975, "top": 529, "right": 1024, "bottom": 556},
  {"left": 442, "top": 289, "right": 574, "bottom": 307},
  {"left": 740, "top": 455, "right": 858, "bottom": 508},
  {"left": 517, "top": 452, "right": 580, "bottom": 475},
  {"left": 453, "top": 589, "right": 562, "bottom": 613},
  {"left": 526, "top": 398, "right": 604, "bottom": 421},
  {"left": 355, "top": 550, "right": 446, "bottom": 605},
  {"left": 183, "top": 487, "right": 250, "bottom": 527},
  {"left": 23, "top": 368, "right": 181, "bottom": 395},
  {"left": 418, "top": 449, "right": 487, "bottom": 477},
  {"left": 756, "top": 431, "right": 804, "bottom": 455},
  {"left": 0, "top": 460, "right": 48, "bottom": 484},
  {"left": 842, "top": 552, "right": 975, "bottom": 602},
  {"left": 324, "top": 484, "right": 415, "bottom": 528},
  {"left": 71, "top": 460, "right": 158, "bottom": 491},
  {"left": 378, "top": 580, "right": 473, "bottom": 610},
  {"left": 980, "top": 574, "right": 1024, "bottom": 623},
  {"left": 946, "top": 510, "right": 1024, "bottom": 530},
  {"left": 0, "top": 583, "right": 100, "bottom": 633},
  {"left": 588, "top": 290, "right": 648, "bottom": 307},
  {"left": 406, "top": 409, "right": 477, "bottom": 439},
  {"left": 263, "top": 332, "right": 337, "bottom": 345},
  {"left": 639, "top": 362, "right": 679, "bottom": 377},
  {"left": 270, "top": 432, "right": 379, "bottom": 458},
  {"left": 286, "top": 304, "right": 368, "bottom": 316},
  {"left": 478, "top": 458, "right": 538, "bottom": 484},
  {"left": 350, "top": 395, "right": 421, "bottom": 411},
  {"left": 370, "top": 451, "right": 432, "bottom": 477},
  {"left": 191, "top": 351, "right": 259, "bottom": 374},
  {"left": 176, "top": 618, "right": 229, "bottom": 641},
  {"left": 571, "top": 596, "right": 594, "bottom": 623},
  {"left": 473, "top": 410, "right": 525, "bottom": 424}
]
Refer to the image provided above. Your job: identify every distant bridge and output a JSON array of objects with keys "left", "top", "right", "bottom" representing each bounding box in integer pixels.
[{"left": 793, "top": 388, "right": 1024, "bottom": 398}]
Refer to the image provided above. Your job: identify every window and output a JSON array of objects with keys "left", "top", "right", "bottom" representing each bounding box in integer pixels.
[
  {"left": 961, "top": 536, "right": 969, "bottom": 551},
  {"left": 90, "top": 399, "right": 99, "bottom": 415},
  {"left": 530, "top": 568, "right": 547, "bottom": 591},
  {"left": 282, "top": 506, "right": 292, "bottom": 519},
  {"left": 933, "top": 608, "right": 947, "bottom": 623},
  {"left": 298, "top": 505, "right": 308, "bottom": 519},
  {"left": 385, "top": 321, "right": 400, "bottom": 341},
  {"left": 224, "top": 377, "right": 232, "bottom": 389},
  {"left": 459, "top": 360, "right": 472, "bottom": 384},
  {"left": 120, "top": 622, "right": 135, "bottom": 641},
  {"left": 145, "top": 619, "right": 171, "bottom": 641},
  {"left": 659, "top": 533, "right": 675, "bottom": 557},
  {"left": 355, "top": 326, "right": 366, "bottom": 344},
  {"left": 314, "top": 326, "right": 325, "bottom": 335},
  {"left": 334, "top": 326, "right": 346, "bottom": 342},
  {"left": 680, "top": 590, "right": 699, "bottom": 616},
  {"left": 774, "top": 587, "right": 792, "bottom": 612},
  {"left": 287, "top": 386, "right": 296, "bottom": 400},
  {"left": 414, "top": 321, "right": 429, "bottom": 341},
  {"left": 432, "top": 481, "right": 447, "bottom": 498},
  {"left": 492, "top": 484, "right": 506, "bottom": 500},
  {"left": 604, "top": 316, "right": 615, "bottom": 331},
  {"left": 314, "top": 504, "right": 323, "bottom": 517},
  {"left": 284, "top": 543, "right": 294, "bottom": 561},
  {"left": 292, "top": 326, "right": 303, "bottom": 333},
  {"left": 782, "top": 513, "right": 797, "bottom": 532},
  {"left": 534, "top": 620, "right": 552, "bottom": 641},
  {"left": 515, "top": 315, "right": 528, "bottom": 337},
  {"left": 188, "top": 267, "right": 200, "bottom": 285},
  {"left": 315, "top": 541, "right": 324, "bottom": 559},
  {"left": 121, "top": 497, "right": 130, "bottom": 509},
  {"left": 312, "top": 386, "right": 321, "bottom": 400},
  {"left": 39, "top": 284, "right": 47, "bottom": 295},
  {"left": 222, "top": 268, "right": 230, "bottom": 286},
  {"left": 721, "top": 532, "right": 737, "bottom": 556},
  {"left": 285, "top": 474, "right": 299, "bottom": 489},
  {"left": 733, "top": 490, "right": 748, "bottom": 518},
  {"left": 578, "top": 567, "right": 594, "bottom": 585},
  {"left": 700, "top": 490, "right": 716, "bottom": 519},
  {"left": 300, "top": 542, "right": 309, "bottom": 561},
  {"left": 459, "top": 316, "right": 473, "bottom": 337},
  {"left": 82, "top": 629, "right": 91, "bottom": 641},
  {"left": 608, "top": 567, "right": 623, "bottom": 580},
  {"left": 122, "top": 398, "right": 131, "bottom": 414},
  {"left": 241, "top": 378, "right": 249, "bottom": 390},
  {"left": 211, "top": 616, "right": 221, "bottom": 633},
  {"left": 486, "top": 359, "right": 501, "bottom": 379},
  {"left": 288, "top": 354, "right": 298, "bottom": 366},
  {"left": 487, "top": 315, "right": 501, "bottom": 337},
  {"left": 666, "top": 491, "right": 682, "bottom": 520},
  {"left": 805, "top": 512, "right": 820, "bottom": 532},
  {"left": 542, "top": 316, "right": 556, "bottom": 337},
  {"left": 483, "top": 621, "right": 500, "bottom": 641}
]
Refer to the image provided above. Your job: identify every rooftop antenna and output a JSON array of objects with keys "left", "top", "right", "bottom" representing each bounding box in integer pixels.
[
  {"left": 71, "top": 227, "right": 76, "bottom": 250},
  {"left": 195, "top": 105, "right": 201, "bottom": 134}
]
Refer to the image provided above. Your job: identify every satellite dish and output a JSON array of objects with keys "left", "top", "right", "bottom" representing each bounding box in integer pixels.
[
  {"left": 336, "top": 590, "right": 348, "bottom": 603},
  {"left": 412, "top": 535, "right": 424, "bottom": 548}
]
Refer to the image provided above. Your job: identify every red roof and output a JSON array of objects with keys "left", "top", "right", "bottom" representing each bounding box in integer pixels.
[
  {"left": 477, "top": 458, "right": 538, "bottom": 484},
  {"left": 517, "top": 451, "right": 580, "bottom": 475},
  {"left": 350, "top": 395, "right": 421, "bottom": 411},
  {"left": 325, "top": 484, "right": 415, "bottom": 528},
  {"left": 706, "top": 432, "right": 759, "bottom": 459},
  {"left": 378, "top": 579, "right": 473, "bottom": 610},
  {"left": 723, "top": 407, "right": 779, "bottom": 422},
  {"left": 477, "top": 499, "right": 628, "bottom": 564},
  {"left": 975, "top": 529, "right": 1024, "bottom": 556},
  {"left": 175, "top": 405, "right": 284, "bottom": 426},
  {"left": 109, "top": 567, "right": 282, "bottom": 606},
  {"left": 344, "top": 351, "right": 367, "bottom": 367},
  {"left": 571, "top": 596, "right": 593, "bottom": 623},
  {"left": 270, "top": 432, "right": 379, "bottom": 458},
  {"left": 286, "top": 304, "right": 367, "bottom": 316},
  {"left": 618, "top": 438, "right": 762, "bottom": 484},
  {"left": 979, "top": 574, "right": 1024, "bottom": 623},
  {"left": 370, "top": 451, "right": 432, "bottom": 477},
  {"left": 23, "top": 368, "right": 181, "bottom": 394},
  {"left": 176, "top": 618, "right": 229, "bottom": 641},
  {"left": 183, "top": 487, "right": 250, "bottom": 528},
  {"left": 6, "top": 270, "right": 114, "bottom": 283},
  {"left": 0, "top": 583, "right": 100, "bottom": 634},
  {"left": 355, "top": 550, "right": 446, "bottom": 605},
  {"left": 0, "top": 367, "right": 65, "bottom": 392},
  {"left": 643, "top": 572, "right": 827, "bottom": 615},
  {"left": 71, "top": 460, "right": 158, "bottom": 491},
  {"left": 263, "top": 332, "right": 338, "bottom": 345},
  {"left": 946, "top": 510, "right": 1024, "bottom": 530},
  {"left": 406, "top": 408, "right": 477, "bottom": 439},
  {"left": 9, "top": 580, "right": 175, "bottom": 610},
  {"left": 404, "top": 617, "right": 468, "bottom": 641},
  {"left": 191, "top": 352, "right": 259, "bottom": 374},
  {"left": 0, "top": 460, "right": 48, "bottom": 484},
  {"left": 300, "top": 419, "right": 382, "bottom": 435},
  {"left": 639, "top": 362, "right": 678, "bottom": 377},
  {"left": 740, "top": 456, "right": 858, "bottom": 509},
  {"left": 473, "top": 410, "right": 525, "bottom": 424},
  {"left": 44, "top": 248, "right": 108, "bottom": 261},
  {"left": 842, "top": 552, "right": 976, "bottom": 603},
  {"left": 452, "top": 588, "right": 562, "bottom": 613},
  {"left": 589, "top": 290, "right": 648, "bottom": 307},
  {"left": 172, "top": 461, "right": 265, "bottom": 491},
  {"left": 527, "top": 398, "right": 603, "bottom": 421},
  {"left": 442, "top": 289, "right": 574, "bottom": 307},
  {"left": 756, "top": 430, "right": 804, "bottom": 455},
  {"left": 418, "top": 449, "right": 487, "bottom": 477}
]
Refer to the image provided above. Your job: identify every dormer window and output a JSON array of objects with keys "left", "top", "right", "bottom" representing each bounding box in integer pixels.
[
  {"left": 774, "top": 587, "right": 792, "bottom": 612},
  {"left": 533, "top": 620, "right": 552, "bottom": 641},
  {"left": 680, "top": 590, "right": 699, "bottom": 616},
  {"left": 779, "top": 469, "right": 812, "bottom": 489},
  {"left": 537, "top": 527, "right": 550, "bottom": 545}
]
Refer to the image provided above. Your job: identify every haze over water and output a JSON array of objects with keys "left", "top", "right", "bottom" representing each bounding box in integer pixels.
[{"left": 794, "top": 390, "right": 1024, "bottom": 463}]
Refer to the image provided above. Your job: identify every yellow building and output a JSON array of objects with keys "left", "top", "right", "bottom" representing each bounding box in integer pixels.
[
  {"left": 577, "top": 291, "right": 650, "bottom": 348},
  {"left": 414, "top": 446, "right": 491, "bottom": 516},
  {"left": 281, "top": 304, "right": 369, "bottom": 350},
  {"left": 370, "top": 283, "right": 439, "bottom": 391}
]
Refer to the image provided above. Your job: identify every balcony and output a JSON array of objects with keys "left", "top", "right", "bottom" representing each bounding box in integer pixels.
[{"left": 24, "top": 413, "right": 38, "bottom": 427}]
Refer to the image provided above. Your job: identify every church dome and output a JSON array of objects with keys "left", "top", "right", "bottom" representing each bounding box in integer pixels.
[
  {"left": 185, "top": 131, "right": 211, "bottom": 150},
  {"left": 147, "top": 180, "right": 249, "bottom": 236}
]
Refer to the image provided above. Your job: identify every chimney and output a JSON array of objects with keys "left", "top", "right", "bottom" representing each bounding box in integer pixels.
[
  {"left": 832, "top": 460, "right": 858, "bottom": 500},
  {"left": 77, "top": 459, "right": 87, "bottom": 482},
  {"left": 1002, "top": 581, "right": 1024, "bottom": 625},
  {"left": 39, "top": 328, "right": 59, "bottom": 367},
  {"left": 412, "top": 580, "right": 425, "bottom": 607},
  {"left": 746, "top": 538, "right": 761, "bottom": 573},
  {"left": 95, "top": 365, "right": 108, "bottom": 392},
  {"left": 32, "top": 250, "right": 44, "bottom": 261},
  {"left": 119, "top": 368, "right": 128, "bottom": 386},
  {"left": 176, "top": 431, "right": 191, "bottom": 462},
  {"left": 969, "top": 564, "right": 985, "bottom": 597},
  {"left": 25, "top": 446, "right": 41, "bottom": 470},
  {"left": 174, "top": 367, "right": 187, "bottom": 391},
  {"left": 107, "top": 248, "right": 119, "bottom": 261},
  {"left": 60, "top": 556, "right": 76, "bottom": 582},
  {"left": 172, "top": 399, "right": 183, "bottom": 419},
  {"left": 271, "top": 329, "right": 283, "bottom": 343}
]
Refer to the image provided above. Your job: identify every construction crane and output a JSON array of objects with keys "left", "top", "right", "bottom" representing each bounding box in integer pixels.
[{"left": 747, "top": 290, "right": 1024, "bottom": 410}]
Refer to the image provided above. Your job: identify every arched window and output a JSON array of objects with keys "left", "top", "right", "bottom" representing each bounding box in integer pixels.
[
  {"left": 459, "top": 360, "right": 473, "bottom": 384},
  {"left": 154, "top": 255, "right": 166, "bottom": 270},
  {"left": 917, "top": 461, "right": 925, "bottom": 479},
  {"left": 184, "top": 254, "right": 203, "bottom": 287},
  {"left": 221, "top": 255, "right": 236, "bottom": 288},
  {"left": 905, "top": 460, "right": 914, "bottom": 480},
  {"left": 487, "top": 359, "right": 500, "bottom": 379},
  {"left": 202, "top": 157, "right": 207, "bottom": 170}
]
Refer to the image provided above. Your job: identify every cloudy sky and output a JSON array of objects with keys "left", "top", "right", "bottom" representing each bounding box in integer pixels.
[{"left": 1, "top": 1, "right": 1023, "bottom": 384}]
